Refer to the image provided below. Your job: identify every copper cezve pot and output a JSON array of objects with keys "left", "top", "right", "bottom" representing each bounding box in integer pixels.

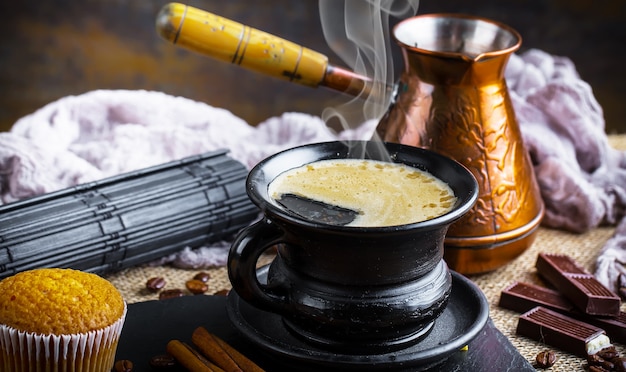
[{"left": 155, "top": 3, "right": 544, "bottom": 274}]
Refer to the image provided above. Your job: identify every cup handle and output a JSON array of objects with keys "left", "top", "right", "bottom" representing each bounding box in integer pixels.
[{"left": 228, "top": 217, "right": 290, "bottom": 314}]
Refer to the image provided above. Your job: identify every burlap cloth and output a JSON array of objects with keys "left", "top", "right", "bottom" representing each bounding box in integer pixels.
[{"left": 106, "top": 134, "right": 626, "bottom": 371}]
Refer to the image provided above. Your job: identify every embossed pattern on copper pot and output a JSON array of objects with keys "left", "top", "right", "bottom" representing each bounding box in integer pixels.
[{"left": 376, "top": 14, "right": 544, "bottom": 274}]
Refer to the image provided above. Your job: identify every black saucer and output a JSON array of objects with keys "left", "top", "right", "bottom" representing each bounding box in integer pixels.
[{"left": 226, "top": 267, "right": 490, "bottom": 371}]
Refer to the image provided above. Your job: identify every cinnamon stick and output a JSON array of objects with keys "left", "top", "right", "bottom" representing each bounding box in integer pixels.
[
  {"left": 192, "top": 327, "right": 265, "bottom": 372},
  {"left": 210, "top": 332, "right": 266, "bottom": 372},
  {"left": 166, "top": 339, "right": 225, "bottom": 372},
  {"left": 192, "top": 327, "right": 243, "bottom": 372},
  {"left": 183, "top": 341, "right": 228, "bottom": 372}
]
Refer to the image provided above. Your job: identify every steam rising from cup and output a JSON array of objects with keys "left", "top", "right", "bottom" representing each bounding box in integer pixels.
[{"left": 318, "top": 0, "right": 420, "bottom": 131}]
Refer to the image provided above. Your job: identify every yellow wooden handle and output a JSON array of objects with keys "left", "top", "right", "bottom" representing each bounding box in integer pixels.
[{"left": 156, "top": 3, "right": 328, "bottom": 87}]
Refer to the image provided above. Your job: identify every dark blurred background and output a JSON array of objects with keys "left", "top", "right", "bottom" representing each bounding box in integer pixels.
[{"left": 1, "top": 0, "right": 624, "bottom": 133}]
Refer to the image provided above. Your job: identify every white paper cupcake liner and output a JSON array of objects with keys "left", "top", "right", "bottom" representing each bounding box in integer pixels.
[{"left": 0, "top": 303, "right": 127, "bottom": 372}]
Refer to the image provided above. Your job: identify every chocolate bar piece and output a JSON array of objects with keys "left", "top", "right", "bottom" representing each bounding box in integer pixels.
[
  {"left": 536, "top": 253, "right": 621, "bottom": 316},
  {"left": 499, "top": 282, "right": 576, "bottom": 313},
  {"left": 500, "top": 282, "right": 626, "bottom": 343},
  {"left": 517, "top": 306, "right": 611, "bottom": 357}
]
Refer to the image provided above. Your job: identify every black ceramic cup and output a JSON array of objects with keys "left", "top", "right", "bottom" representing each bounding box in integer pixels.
[{"left": 228, "top": 140, "right": 478, "bottom": 353}]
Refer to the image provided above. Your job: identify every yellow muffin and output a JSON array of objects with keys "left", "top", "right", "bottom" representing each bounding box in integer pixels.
[{"left": 0, "top": 268, "right": 127, "bottom": 372}]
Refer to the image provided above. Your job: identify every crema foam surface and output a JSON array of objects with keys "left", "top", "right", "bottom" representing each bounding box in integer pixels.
[{"left": 268, "top": 159, "right": 457, "bottom": 227}]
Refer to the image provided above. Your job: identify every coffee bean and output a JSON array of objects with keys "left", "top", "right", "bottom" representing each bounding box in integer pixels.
[
  {"left": 186, "top": 279, "right": 208, "bottom": 295},
  {"left": 598, "top": 346, "right": 620, "bottom": 360},
  {"left": 146, "top": 277, "right": 166, "bottom": 292},
  {"left": 149, "top": 353, "right": 177, "bottom": 369},
  {"left": 193, "top": 272, "right": 211, "bottom": 283},
  {"left": 214, "top": 289, "right": 230, "bottom": 296},
  {"left": 613, "top": 357, "right": 626, "bottom": 372},
  {"left": 589, "top": 353, "right": 605, "bottom": 365},
  {"left": 113, "top": 359, "right": 133, "bottom": 372},
  {"left": 159, "top": 289, "right": 185, "bottom": 300},
  {"left": 535, "top": 350, "right": 557, "bottom": 369},
  {"left": 600, "top": 360, "right": 615, "bottom": 370},
  {"left": 589, "top": 366, "right": 611, "bottom": 372}
]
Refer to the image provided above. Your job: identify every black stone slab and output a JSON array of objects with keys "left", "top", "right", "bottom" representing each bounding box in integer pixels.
[{"left": 116, "top": 295, "right": 534, "bottom": 371}]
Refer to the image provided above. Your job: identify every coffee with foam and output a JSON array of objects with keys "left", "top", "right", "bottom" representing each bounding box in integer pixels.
[{"left": 268, "top": 159, "right": 457, "bottom": 227}]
